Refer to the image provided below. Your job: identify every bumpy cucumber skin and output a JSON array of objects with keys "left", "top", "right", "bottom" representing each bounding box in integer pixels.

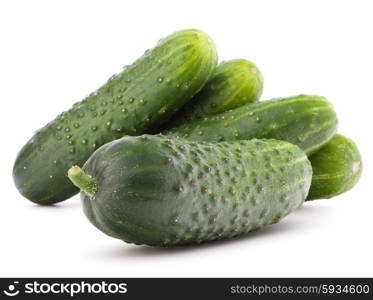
[
  {"left": 166, "top": 95, "right": 338, "bottom": 156},
  {"left": 78, "top": 135, "right": 312, "bottom": 246},
  {"left": 163, "top": 59, "right": 263, "bottom": 129},
  {"left": 307, "top": 134, "right": 362, "bottom": 200},
  {"left": 13, "top": 29, "right": 218, "bottom": 204}
]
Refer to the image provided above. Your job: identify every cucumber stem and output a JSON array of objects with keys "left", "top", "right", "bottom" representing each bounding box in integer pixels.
[{"left": 67, "top": 166, "right": 97, "bottom": 196}]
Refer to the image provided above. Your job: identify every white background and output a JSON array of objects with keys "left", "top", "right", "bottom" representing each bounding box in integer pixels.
[{"left": 0, "top": 0, "right": 372, "bottom": 277}]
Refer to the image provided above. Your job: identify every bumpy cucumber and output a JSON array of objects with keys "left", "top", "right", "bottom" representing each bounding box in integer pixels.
[
  {"left": 307, "top": 134, "right": 362, "bottom": 200},
  {"left": 163, "top": 59, "right": 263, "bottom": 129},
  {"left": 13, "top": 29, "right": 218, "bottom": 204},
  {"left": 166, "top": 95, "right": 338, "bottom": 155},
  {"left": 68, "top": 135, "right": 312, "bottom": 246}
]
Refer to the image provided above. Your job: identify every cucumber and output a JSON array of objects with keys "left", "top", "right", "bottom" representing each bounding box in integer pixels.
[
  {"left": 166, "top": 94, "right": 338, "bottom": 155},
  {"left": 13, "top": 29, "right": 218, "bottom": 205},
  {"left": 68, "top": 135, "right": 312, "bottom": 246},
  {"left": 162, "top": 59, "right": 263, "bottom": 129},
  {"left": 307, "top": 134, "right": 362, "bottom": 200}
]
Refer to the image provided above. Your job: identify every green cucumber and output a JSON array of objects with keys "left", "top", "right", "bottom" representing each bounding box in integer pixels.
[
  {"left": 307, "top": 134, "right": 362, "bottom": 200},
  {"left": 162, "top": 59, "right": 263, "bottom": 129},
  {"left": 13, "top": 29, "right": 218, "bottom": 205},
  {"left": 68, "top": 135, "right": 312, "bottom": 246},
  {"left": 166, "top": 94, "right": 338, "bottom": 156}
]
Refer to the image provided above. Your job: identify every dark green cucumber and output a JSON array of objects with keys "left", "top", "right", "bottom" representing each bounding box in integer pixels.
[
  {"left": 68, "top": 135, "right": 312, "bottom": 246},
  {"left": 307, "top": 134, "right": 362, "bottom": 200},
  {"left": 163, "top": 59, "right": 263, "bottom": 129},
  {"left": 13, "top": 29, "right": 218, "bottom": 205},
  {"left": 166, "top": 95, "right": 338, "bottom": 155}
]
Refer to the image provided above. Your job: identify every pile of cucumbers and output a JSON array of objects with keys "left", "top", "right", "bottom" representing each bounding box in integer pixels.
[{"left": 13, "top": 29, "right": 362, "bottom": 247}]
